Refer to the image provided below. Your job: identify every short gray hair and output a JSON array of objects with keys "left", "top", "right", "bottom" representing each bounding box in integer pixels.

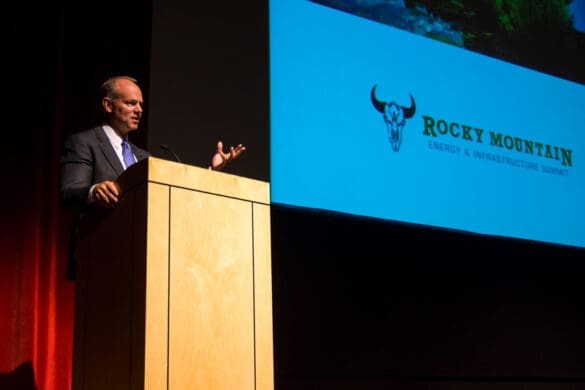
[{"left": 100, "top": 76, "right": 138, "bottom": 98}]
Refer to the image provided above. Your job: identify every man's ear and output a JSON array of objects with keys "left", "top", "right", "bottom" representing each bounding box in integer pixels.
[{"left": 102, "top": 97, "right": 113, "bottom": 113}]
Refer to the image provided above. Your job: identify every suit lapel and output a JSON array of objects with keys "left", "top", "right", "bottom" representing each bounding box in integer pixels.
[
  {"left": 95, "top": 127, "right": 125, "bottom": 176},
  {"left": 131, "top": 144, "right": 149, "bottom": 162}
]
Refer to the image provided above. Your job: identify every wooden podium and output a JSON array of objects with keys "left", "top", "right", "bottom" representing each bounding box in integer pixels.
[{"left": 72, "top": 157, "right": 273, "bottom": 390}]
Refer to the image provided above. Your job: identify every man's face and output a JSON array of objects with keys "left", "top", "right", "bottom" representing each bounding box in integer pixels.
[{"left": 103, "top": 79, "right": 144, "bottom": 136}]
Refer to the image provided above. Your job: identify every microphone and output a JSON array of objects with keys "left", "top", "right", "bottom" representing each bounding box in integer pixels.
[{"left": 160, "top": 143, "right": 182, "bottom": 163}]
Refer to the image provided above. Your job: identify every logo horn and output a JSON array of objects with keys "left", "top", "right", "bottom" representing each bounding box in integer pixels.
[
  {"left": 370, "top": 84, "right": 386, "bottom": 113},
  {"left": 402, "top": 95, "right": 416, "bottom": 119}
]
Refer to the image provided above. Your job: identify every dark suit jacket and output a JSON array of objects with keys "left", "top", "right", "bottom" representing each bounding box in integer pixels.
[
  {"left": 60, "top": 126, "right": 149, "bottom": 207},
  {"left": 60, "top": 126, "right": 150, "bottom": 279}
]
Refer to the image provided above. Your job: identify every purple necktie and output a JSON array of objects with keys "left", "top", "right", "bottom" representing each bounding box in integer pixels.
[{"left": 122, "top": 140, "right": 135, "bottom": 169}]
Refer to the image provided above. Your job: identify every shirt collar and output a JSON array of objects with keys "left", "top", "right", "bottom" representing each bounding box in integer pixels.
[{"left": 102, "top": 125, "right": 126, "bottom": 150}]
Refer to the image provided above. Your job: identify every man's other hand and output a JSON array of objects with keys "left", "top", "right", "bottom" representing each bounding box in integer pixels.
[{"left": 91, "top": 181, "right": 120, "bottom": 208}]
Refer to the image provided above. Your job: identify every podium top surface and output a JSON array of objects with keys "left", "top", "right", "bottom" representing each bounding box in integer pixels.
[{"left": 117, "top": 157, "right": 270, "bottom": 204}]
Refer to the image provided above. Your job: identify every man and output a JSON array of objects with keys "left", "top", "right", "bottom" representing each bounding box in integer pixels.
[
  {"left": 60, "top": 75, "right": 245, "bottom": 278},
  {"left": 60, "top": 75, "right": 245, "bottom": 208}
]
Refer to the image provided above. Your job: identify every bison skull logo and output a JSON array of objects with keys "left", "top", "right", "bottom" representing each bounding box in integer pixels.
[{"left": 371, "top": 84, "right": 416, "bottom": 152}]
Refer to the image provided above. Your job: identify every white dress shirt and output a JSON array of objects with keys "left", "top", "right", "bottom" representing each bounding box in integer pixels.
[{"left": 102, "top": 124, "right": 136, "bottom": 168}]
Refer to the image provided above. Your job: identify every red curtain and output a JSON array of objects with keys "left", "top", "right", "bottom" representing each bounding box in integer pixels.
[
  {"left": 1, "top": 33, "right": 75, "bottom": 388},
  {"left": 0, "top": 127, "right": 75, "bottom": 390}
]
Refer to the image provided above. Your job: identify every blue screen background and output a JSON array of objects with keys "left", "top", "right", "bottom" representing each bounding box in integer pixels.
[{"left": 270, "top": 0, "right": 585, "bottom": 248}]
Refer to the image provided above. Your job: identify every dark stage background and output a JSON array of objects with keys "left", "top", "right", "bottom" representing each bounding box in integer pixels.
[{"left": 2, "top": 1, "right": 584, "bottom": 390}]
